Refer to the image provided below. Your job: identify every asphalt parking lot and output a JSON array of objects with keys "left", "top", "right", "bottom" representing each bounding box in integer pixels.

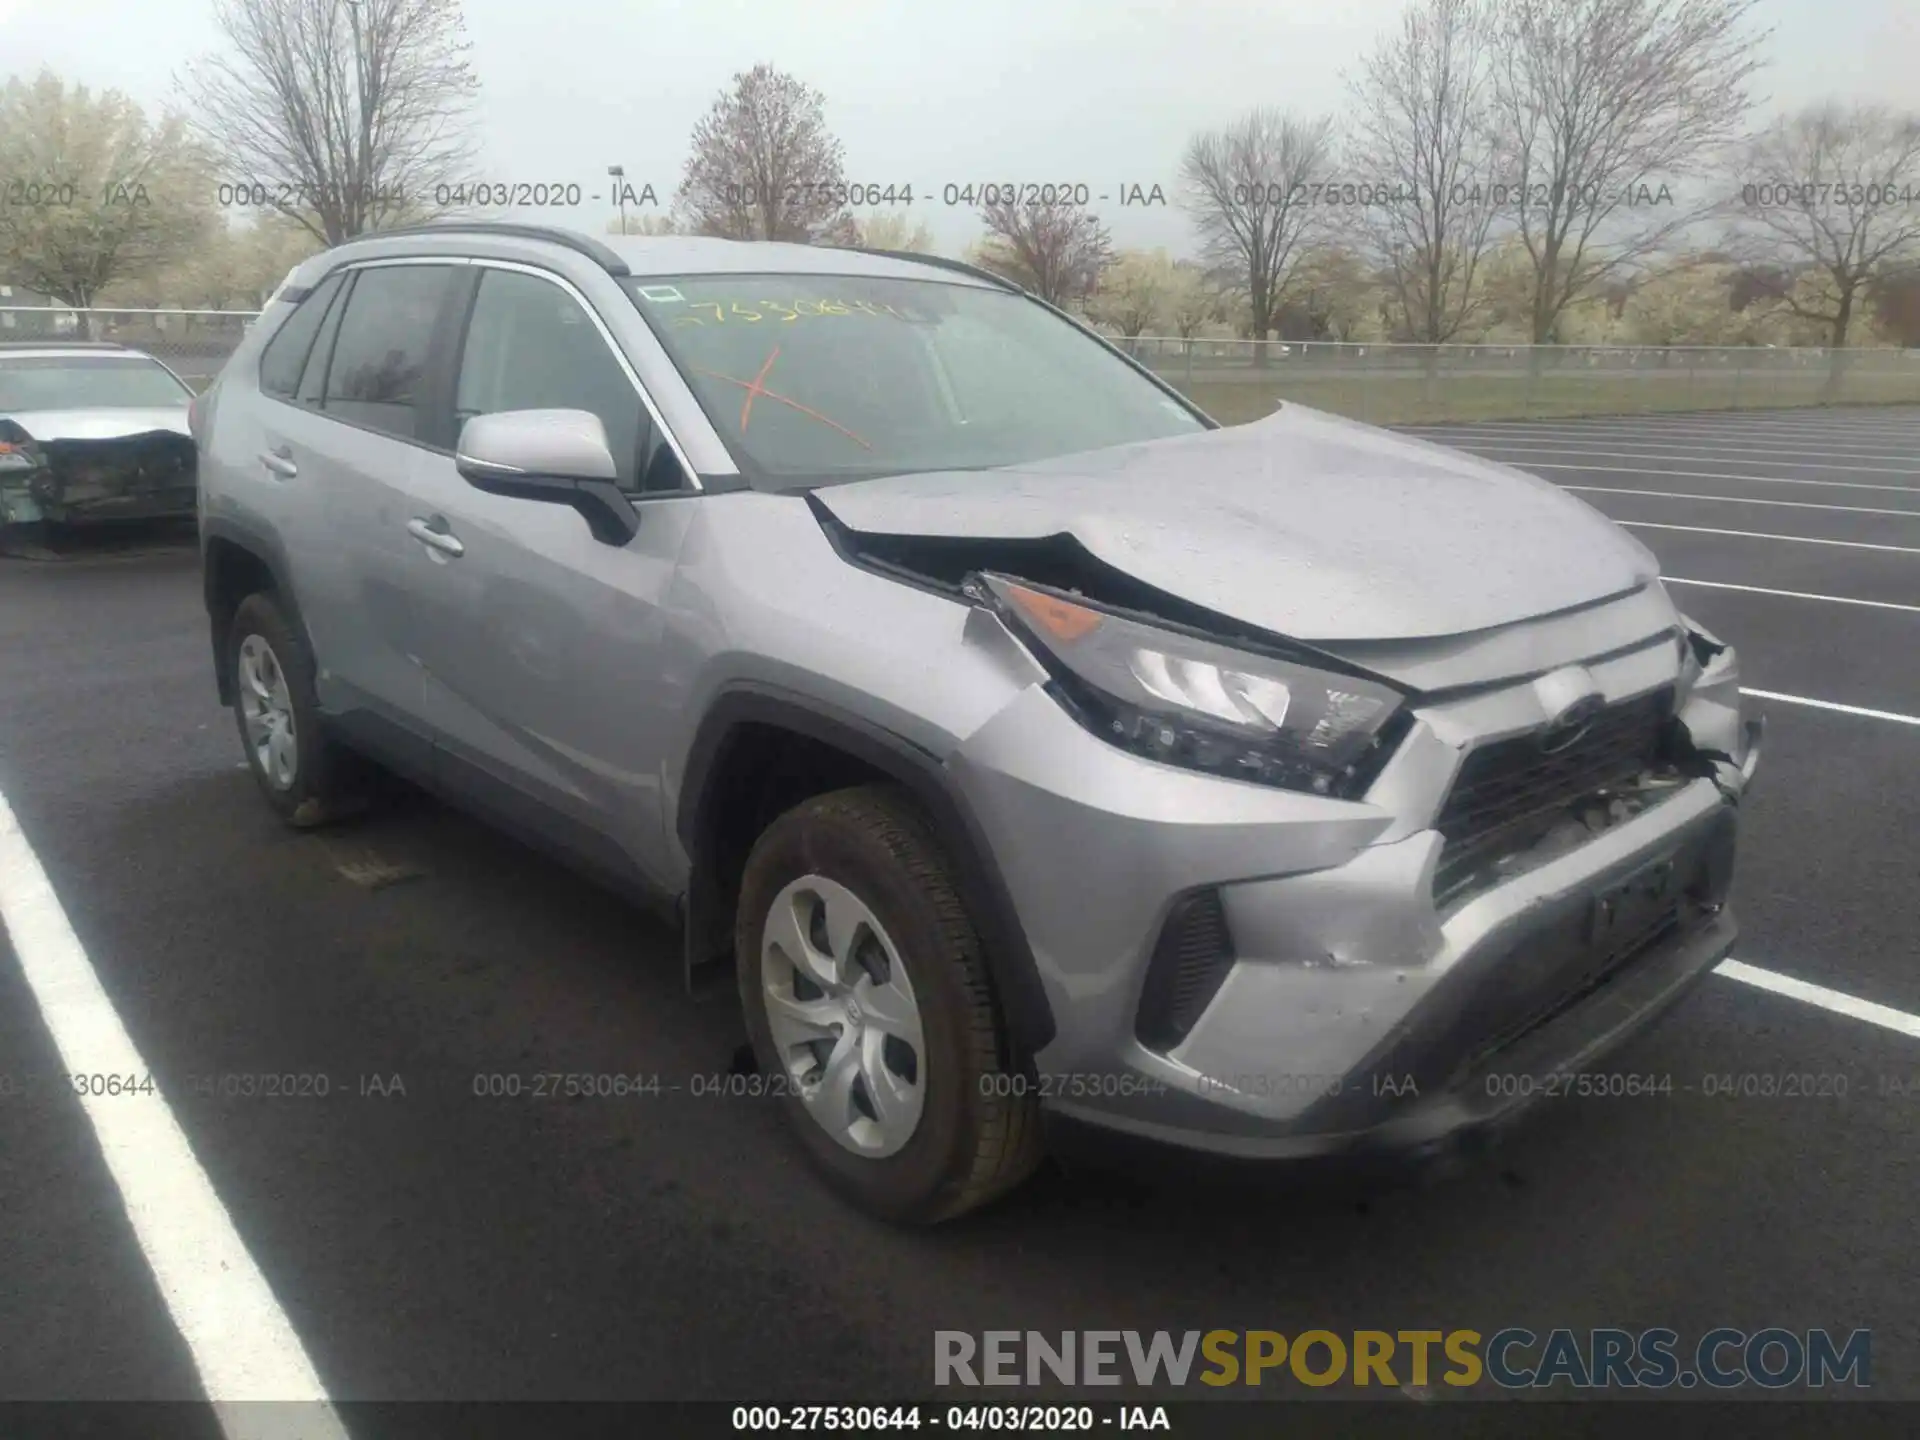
[{"left": 1, "top": 405, "right": 1916, "bottom": 1420}]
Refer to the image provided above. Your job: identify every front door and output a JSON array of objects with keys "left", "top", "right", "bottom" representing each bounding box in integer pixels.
[{"left": 401, "top": 263, "right": 699, "bottom": 888}]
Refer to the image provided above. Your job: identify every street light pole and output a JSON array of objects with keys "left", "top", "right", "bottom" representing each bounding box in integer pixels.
[{"left": 608, "top": 165, "right": 627, "bottom": 235}]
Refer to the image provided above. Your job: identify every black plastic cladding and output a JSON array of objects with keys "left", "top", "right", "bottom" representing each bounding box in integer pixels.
[{"left": 1135, "top": 889, "right": 1238, "bottom": 1051}]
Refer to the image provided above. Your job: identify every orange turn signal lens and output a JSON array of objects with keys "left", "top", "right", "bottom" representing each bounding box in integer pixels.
[{"left": 998, "top": 580, "right": 1104, "bottom": 643}]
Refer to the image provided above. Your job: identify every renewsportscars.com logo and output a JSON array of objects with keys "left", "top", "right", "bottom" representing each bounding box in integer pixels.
[{"left": 934, "top": 1328, "right": 1872, "bottom": 1390}]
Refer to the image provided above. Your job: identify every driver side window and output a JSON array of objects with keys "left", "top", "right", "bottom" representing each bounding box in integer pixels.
[{"left": 455, "top": 269, "right": 684, "bottom": 492}]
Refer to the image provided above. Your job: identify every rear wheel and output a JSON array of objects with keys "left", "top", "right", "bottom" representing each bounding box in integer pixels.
[
  {"left": 736, "top": 784, "right": 1044, "bottom": 1224},
  {"left": 227, "top": 592, "right": 368, "bottom": 827}
]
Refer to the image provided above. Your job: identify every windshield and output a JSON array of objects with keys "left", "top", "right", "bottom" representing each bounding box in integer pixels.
[
  {"left": 624, "top": 274, "right": 1207, "bottom": 487},
  {"left": 0, "top": 356, "right": 193, "bottom": 412}
]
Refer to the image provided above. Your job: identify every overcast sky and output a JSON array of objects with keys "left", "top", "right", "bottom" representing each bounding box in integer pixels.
[{"left": 2, "top": 0, "right": 1914, "bottom": 254}]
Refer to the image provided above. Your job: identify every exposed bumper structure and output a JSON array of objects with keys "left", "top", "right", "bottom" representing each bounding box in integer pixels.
[
  {"left": 948, "top": 609, "right": 1762, "bottom": 1161},
  {"left": 0, "top": 432, "right": 197, "bottom": 527}
]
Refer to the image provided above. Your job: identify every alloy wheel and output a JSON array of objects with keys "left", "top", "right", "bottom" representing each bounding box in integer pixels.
[{"left": 237, "top": 634, "right": 298, "bottom": 790}]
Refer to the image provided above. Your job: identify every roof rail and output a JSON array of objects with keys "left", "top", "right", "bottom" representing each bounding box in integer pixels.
[
  {"left": 848, "top": 248, "right": 1024, "bottom": 293},
  {"left": 363, "top": 221, "right": 630, "bottom": 277},
  {"left": 0, "top": 340, "right": 133, "bottom": 351}
]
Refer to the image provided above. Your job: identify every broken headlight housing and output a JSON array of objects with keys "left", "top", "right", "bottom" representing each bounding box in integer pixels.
[
  {"left": 974, "top": 572, "right": 1408, "bottom": 798},
  {"left": 0, "top": 438, "right": 44, "bottom": 473}
]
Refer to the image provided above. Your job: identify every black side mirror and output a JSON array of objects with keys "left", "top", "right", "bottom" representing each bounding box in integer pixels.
[{"left": 455, "top": 409, "right": 640, "bottom": 545}]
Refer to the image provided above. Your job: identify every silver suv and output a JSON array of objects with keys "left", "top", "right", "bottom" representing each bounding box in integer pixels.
[{"left": 194, "top": 223, "right": 1763, "bottom": 1223}]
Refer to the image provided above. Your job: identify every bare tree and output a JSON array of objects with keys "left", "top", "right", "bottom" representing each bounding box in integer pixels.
[
  {"left": 1489, "top": 0, "right": 1768, "bottom": 343},
  {"left": 675, "top": 65, "right": 855, "bottom": 243},
  {"left": 1348, "top": 0, "right": 1501, "bottom": 343},
  {"left": 182, "top": 0, "right": 479, "bottom": 246},
  {"left": 1178, "top": 110, "right": 1337, "bottom": 363},
  {"left": 974, "top": 199, "right": 1113, "bottom": 307},
  {"left": 1728, "top": 104, "right": 1920, "bottom": 348},
  {"left": 0, "top": 72, "right": 215, "bottom": 332},
  {"left": 1288, "top": 245, "right": 1386, "bottom": 342},
  {"left": 1871, "top": 264, "right": 1920, "bottom": 347}
]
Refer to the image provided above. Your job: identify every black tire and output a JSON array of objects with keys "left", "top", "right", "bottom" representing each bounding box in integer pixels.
[
  {"left": 736, "top": 784, "right": 1044, "bottom": 1224},
  {"left": 226, "top": 591, "right": 369, "bottom": 828}
]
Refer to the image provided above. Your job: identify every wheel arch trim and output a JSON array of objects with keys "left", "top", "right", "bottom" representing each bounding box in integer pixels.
[
  {"left": 201, "top": 514, "right": 311, "bottom": 706},
  {"left": 676, "top": 684, "right": 1058, "bottom": 1056}
]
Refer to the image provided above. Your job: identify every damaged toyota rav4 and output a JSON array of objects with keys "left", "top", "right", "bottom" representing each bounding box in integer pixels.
[{"left": 195, "top": 224, "right": 1763, "bottom": 1224}]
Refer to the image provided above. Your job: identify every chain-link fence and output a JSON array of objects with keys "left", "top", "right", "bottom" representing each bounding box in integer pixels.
[
  {"left": 7, "top": 307, "right": 1919, "bottom": 422},
  {"left": 0, "top": 307, "right": 258, "bottom": 392}
]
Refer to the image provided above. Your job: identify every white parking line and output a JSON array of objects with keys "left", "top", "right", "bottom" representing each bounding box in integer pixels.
[
  {"left": 1567, "top": 486, "right": 1920, "bottom": 517},
  {"left": 1718, "top": 960, "right": 1920, "bottom": 1040},
  {"left": 1617, "top": 521, "right": 1920, "bottom": 553},
  {"left": 1436, "top": 426, "right": 1920, "bottom": 449},
  {"left": 1741, "top": 688, "right": 1920, "bottom": 728},
  {"left": 1413, "top": 432, "right": 1920, "bottom": 469},
  {"left": 1422, "top": 410, "right": 1920, "bottom": 428},
  {"left": 1664, "top": 576, "right": 1920, "bottom": 614},
  {"left": 1514, "top": 462, "right": 1920, "bottom": 495},
  {"left": 1436, "top": 408, "right": 1920, "bottom": 427},
  {"left": 1443, "top": 443, "right": 1920, "bottom": 476},
  {"left": 0, "top": 787, "right": 348, "bottom": 1436}
]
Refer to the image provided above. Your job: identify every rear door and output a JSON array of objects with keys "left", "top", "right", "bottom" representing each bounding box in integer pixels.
[
  {"left": 295, "top": 260, "right": 465, "bottom": 765},
  {"left": 238, "top": 270, "right": 377, "bottom": 717},
  {"left": 400, "top": 260, "right": 700, "bottom": 889}
]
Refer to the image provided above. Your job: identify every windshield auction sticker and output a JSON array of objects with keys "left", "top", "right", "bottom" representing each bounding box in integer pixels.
[{"left": 649, "top": 298, "right": 924, "bottom": 327}]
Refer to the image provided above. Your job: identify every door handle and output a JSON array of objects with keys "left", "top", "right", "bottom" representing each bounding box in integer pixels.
[
  {"left": 259, "top": 446, "right": 297, "bottom": 479},
  {"left": 406, "top": 516, "right": 465, "bottom": 557}
]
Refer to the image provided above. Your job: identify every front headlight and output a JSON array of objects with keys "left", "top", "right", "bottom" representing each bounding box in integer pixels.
[
  {"left": 0, "top": 440, "right": 43, "bottom": 472},
  {"left": 974, "top": 572, "right": 1408, "bottom": 797}
]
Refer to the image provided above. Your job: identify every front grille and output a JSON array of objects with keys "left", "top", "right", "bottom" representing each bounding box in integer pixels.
[
  {"left": 1432, "top": 687, "right": 1673, "bottom": 904},
  {"left": 1135, "top": 888, "right": 1237, "bottom": 1050}
]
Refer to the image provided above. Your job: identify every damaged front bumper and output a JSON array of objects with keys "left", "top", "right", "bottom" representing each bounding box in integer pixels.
[{"left": 948, "top": 608, "right": 1762, "bottom": 1164}]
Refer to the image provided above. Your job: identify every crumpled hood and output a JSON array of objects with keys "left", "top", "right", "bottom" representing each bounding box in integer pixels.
[
  {"left": 3, "top": 407, "right": 190, "bottom": 443},
  {"left": 813, "top": 403, "right": 1659, "bottom": 642}
]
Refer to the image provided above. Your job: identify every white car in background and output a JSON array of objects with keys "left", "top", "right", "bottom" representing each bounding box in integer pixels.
[{"left": 0, "top": 342, "right": 198, "bottom": 541}]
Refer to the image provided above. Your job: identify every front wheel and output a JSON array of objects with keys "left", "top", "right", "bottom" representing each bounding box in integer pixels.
[{"left": 735, "top": 784, "right": 1043, "bottom": 1224}]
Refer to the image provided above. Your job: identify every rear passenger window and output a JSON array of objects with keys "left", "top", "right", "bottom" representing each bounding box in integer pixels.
[
  {"left": 257, "top": 272, "right": 344, "bottom": 398},
  {"left": 322, "top": 265, "right": 455, "bottom": 440}
]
